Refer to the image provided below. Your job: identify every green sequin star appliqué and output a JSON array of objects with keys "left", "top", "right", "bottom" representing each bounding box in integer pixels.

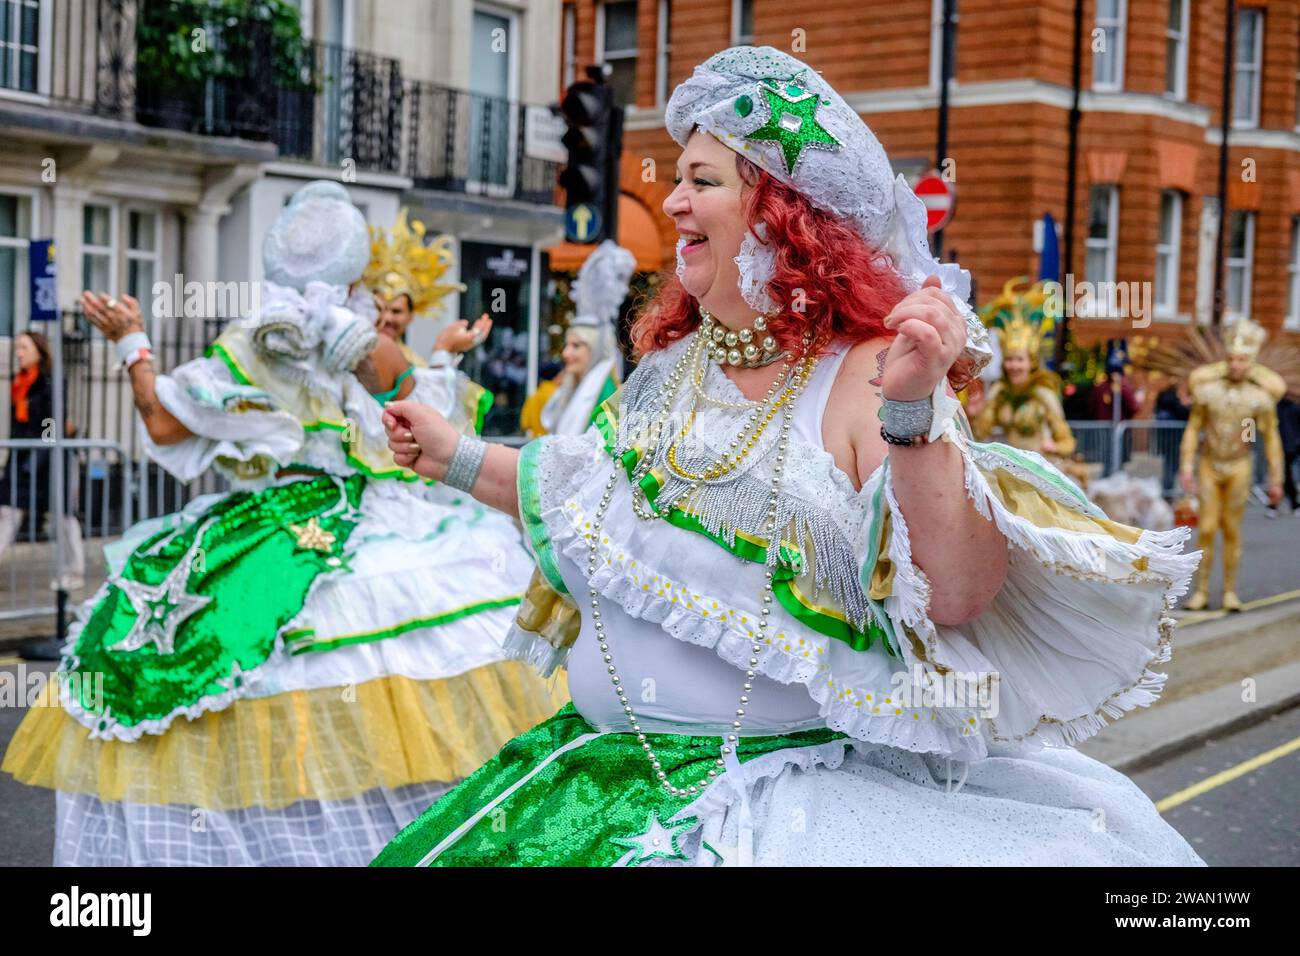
[
  {"left": 743, "top": 75, "right": 842, "bottom": 175},
  {"left": 610, "top": 810, "right": 697, "bottom": 865}
]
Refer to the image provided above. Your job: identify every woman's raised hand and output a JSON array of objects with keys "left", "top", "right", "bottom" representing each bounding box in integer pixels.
[
  {"left": 434, "top": 313, "right": 493, "bottom": 354},
  {"left": 81, "top": 291, "right": 145, "bottom": 342},
  {"left": 880, "top": 274, "right": 967, "bottom": 403},
  {"left": 382, "top": 399, "right": 460, "bottom": 480}
]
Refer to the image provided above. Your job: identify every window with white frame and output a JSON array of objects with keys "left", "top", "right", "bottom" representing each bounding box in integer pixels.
[
  {"left": 599, "top": 1, "right": 638, "bottom": 107},
  {"left": 1085, "top": 184, "right": 1119, "bottom": 315},
  {"left": 82, "top": 203, "right": 116, "bottom": 298},
  {"left": 930, "top": 0, "right": 959, "bottom": 91},
  {"left": 0, "top": 192, "right": 34, "bottom": 337},
  {"left": 1165, "top": 0, "right": 1188, "bottom": 99},
  {"left": 1233, "top": 8, "right": 1263, "bottom": 128},
  {"left": 126, "top": 210, "right": 160, "bottom": 303},
  {"left": 655, "top": 0, "right": 672, "bottom": 107},
  {"left": 1286, "top": 217, "right": 1300, "bottom": 330},
  {"left": 1225, "top": 210, "right": 1255, "bottom": 319},
  {"left": 0, "top": 0, "right": 40, "bottom": 93},
  {"left": 1154, "top": 190, "right": 1182, "bottom": 317},
  {"left": 1093, "top": 0, "right": 1127, "bottom": 91},
  {"left": 562, "top": 3, "right": 576, "bottom": 88},
  {"left": 733, "top": 0, "right": 753, "bottom": 46}
]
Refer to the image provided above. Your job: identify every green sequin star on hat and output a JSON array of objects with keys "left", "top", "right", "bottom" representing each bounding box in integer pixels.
[{"left": 742, "top": 75, "right": 842, "bottom": 174}]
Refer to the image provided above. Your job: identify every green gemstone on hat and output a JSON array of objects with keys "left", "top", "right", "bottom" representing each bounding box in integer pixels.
[
  {"left": 786, "top": 84, "right": 802, "bottom": 97},
  {"left": 735, "top": 94, "right": 753, "bottom": 117},
  {"left": 743, "top": 79, "right": 842, "bottom": 174}
]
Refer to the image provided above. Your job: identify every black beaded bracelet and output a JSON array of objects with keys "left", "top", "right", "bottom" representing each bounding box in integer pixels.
[{"left": 880, "top": 424, "right": 929, "bottom": 447}]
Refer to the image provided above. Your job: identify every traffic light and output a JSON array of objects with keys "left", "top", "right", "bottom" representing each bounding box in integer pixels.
[{"left": 559, "top": 66, "right": 623, "bottom": 244}]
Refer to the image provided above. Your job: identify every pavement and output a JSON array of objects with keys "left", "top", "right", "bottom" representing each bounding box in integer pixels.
[{"left": 1078, "top": 592, "right": 1300, "bottom": 772}]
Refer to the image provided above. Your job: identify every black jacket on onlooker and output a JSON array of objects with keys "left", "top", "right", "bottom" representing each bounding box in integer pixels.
[{"left": 3, "top": 370, "right": 71, "bottom": 525}]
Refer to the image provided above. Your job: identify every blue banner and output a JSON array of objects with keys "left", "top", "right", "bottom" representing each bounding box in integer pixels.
[{"left": 29, "top": 239, "right": 58, "bottom": 322}]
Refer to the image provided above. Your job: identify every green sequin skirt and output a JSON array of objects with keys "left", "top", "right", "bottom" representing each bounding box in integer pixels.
[
  {"left": 371, "top": 703, "right": 845, "bottom": 866},
  {"left": 64, "top": 474, "right": 365, "bottom": 738}
]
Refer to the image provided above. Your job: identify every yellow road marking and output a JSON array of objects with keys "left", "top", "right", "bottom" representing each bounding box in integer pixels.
[
  {"left": 1176, "top": 588, "right": 1300, "bottom": 625},
  {"left": 1156, "top": 734, "right": 1300, "bottom": 813}
]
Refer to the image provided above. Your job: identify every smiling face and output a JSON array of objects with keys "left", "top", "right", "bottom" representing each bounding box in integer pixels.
[
  {"left": 662, "top": 131, "right": 752, "bottom": 320},
  {"left": 562, "top": 330, "right": 593, "bottom": 380},
  {"left": 376, "top": 293, "right": 414, "bottom": 340},
  {"left": 1003, "top": 348, "right": 1032, "bottom": 386}
]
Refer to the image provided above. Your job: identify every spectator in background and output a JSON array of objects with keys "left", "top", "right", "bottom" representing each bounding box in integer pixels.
[
  {"left": 1269, "top": 395, "right": 1300, "bottom": 517},
  {"left": 1155, "top": 380, "right": 1192, "bottom": 421},
  {"left": 0, "top": 330, "right": 85, "bottom": 596},
  {"left": 1088, "top": 372, "right": 1142, "bottom": 421}
]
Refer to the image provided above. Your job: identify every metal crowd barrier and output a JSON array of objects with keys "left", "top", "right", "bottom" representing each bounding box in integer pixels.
[
  {"left": 0, "top": 439, "right": 134, "bottom": 621},
  {"left": 1066, "top": 419, "right": 1279, "bottom": 500}
]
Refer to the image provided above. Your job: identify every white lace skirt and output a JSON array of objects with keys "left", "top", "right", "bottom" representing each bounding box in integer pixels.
[
  {"left": 54, "top": 780, "right": 455, "bottom": 867},
  {"left": 654, "top": 739, "right": 1207, "bottom": 867}
]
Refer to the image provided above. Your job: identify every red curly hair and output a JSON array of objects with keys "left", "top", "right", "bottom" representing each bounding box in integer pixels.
[{"left": 632, "top": 152, "right": 910, "bottom": 358}]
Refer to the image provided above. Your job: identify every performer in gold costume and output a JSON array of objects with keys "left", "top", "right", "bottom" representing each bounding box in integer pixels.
[
  {"left": 1179, "top": 319, "right": 1285, "bottom": 611},
  {"left": 969, "top": 278, "right": 1077, "bottom": 464},
  {"left": 363, "top": 209, "right": 494, "bottom": 430}
]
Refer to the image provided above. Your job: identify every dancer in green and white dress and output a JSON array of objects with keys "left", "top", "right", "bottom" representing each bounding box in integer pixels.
[
  {"left": 3, "top": 181, "right": 566, "bottom": 866},
  {"left": 373, "top": 48, "right": 1204, "bottom": 868}
]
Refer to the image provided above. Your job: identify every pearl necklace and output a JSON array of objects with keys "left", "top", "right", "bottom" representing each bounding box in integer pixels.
[
  {"left": 627, "top": 329, "right": 812, "bottom": 520},
  {"left": 700, "top": 309, "right": 786, "bottom": 368},
  {"left": 595, "top": 330, "right": 818, "bottom": 799}
]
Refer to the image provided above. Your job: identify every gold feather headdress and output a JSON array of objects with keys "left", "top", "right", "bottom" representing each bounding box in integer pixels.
[
  {"left": 979, "top": 277, "right": 1058, "bottom": 368},
  {"left": 1131, "top": 319, "right": 1300, "bottom": 401},
  {"left": 363, "top": 209, "right": 464, "bottom": 316}
]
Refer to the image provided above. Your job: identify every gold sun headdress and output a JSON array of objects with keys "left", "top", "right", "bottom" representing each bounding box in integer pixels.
[
  {"left": 363, "top": 209, "right": 464, "bottom": 316},
  {"left": 1223, "top": 317, "right": 1268, "bottom": 360},
  {"left": 979, "top": 277, "right": 1059, "bottom": 369}
]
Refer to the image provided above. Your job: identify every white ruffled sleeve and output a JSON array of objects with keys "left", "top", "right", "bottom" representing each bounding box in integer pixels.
[
  {"left": 861, "top": 431, "right": 1198, "bottom": 754},
  {"left": 406, "top": 366, "right": 457, "bottom": 418},
  {"left": 145, "top": 355, "right": 304, "bottom": 482}
]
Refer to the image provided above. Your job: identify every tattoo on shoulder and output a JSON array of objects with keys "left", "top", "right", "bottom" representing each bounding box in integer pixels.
[{"left": 868, "top": 348, "right": 887, "bottom": 396}]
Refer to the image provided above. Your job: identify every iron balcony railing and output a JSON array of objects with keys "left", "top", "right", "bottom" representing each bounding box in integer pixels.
[
  {"left": 272, "top": 39, "right": 404, "bottom": 174},
  {"left": 7, "top": 2, "right": 559, "bottom": 197},
  {"left": 406, "top": 80, "right": 559, "bottom": 205}
]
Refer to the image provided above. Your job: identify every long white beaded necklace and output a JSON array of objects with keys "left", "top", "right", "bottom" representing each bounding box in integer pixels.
[{"left": 589, "top": 323, "right": 819, "bottom": 798}]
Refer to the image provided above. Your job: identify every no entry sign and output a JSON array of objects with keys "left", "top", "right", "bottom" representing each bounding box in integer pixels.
[{"left": 914, "top": 171, "right": 955, "bottom": 233}]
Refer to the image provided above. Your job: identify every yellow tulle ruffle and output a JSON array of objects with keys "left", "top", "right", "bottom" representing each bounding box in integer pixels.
[{"left": 3, "top": 661, "right": 568, "bottom": 811}]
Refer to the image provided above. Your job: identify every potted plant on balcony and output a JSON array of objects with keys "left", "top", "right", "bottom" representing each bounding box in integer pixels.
[{"left": 135, "top": 0, "right": 313, "bottom": 139}]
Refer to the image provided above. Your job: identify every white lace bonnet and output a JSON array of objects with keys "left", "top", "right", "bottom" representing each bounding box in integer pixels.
[
  {"left": 665, "top": 45, "right": 990, "bottom": 386},
  {"left": 569, "top": 239, "right": 637, "bottom": 370},
  {"left": 255, "top": 181, "right": 377, "bottom": 375},
  {"left": 262, "top": 180, "right": 372, "bottom": 291}
]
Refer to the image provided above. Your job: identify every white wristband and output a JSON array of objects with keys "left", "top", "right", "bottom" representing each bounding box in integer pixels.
[
  {"left": 928, "top": 378, "right": 962, "bottom": 443},
  {"left": 115, "top": 331, "right": 152, "bottom": 365},
  {"left": 429, "top": 349, "right": 463, "bottom": 369}
]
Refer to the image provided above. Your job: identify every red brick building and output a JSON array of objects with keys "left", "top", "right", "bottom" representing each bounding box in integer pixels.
[{"left": 559, "top": 0, "right": 1300, "bottom": 343}]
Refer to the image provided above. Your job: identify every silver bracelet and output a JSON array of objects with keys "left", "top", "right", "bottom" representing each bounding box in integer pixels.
[
  {"left": 443, "top": 433, "right": 488, "bottom": 492},
  {"left": 879, "top": 396, "right": 934, "bottom": 438}
]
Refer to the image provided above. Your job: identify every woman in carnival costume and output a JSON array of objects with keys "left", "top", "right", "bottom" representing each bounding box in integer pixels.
[
  {"left": 366, "top": 208, "right": 493, "bottom": 418},
  {"left": 3, "top": 181, "right": 565, "bottom": 866},
  {"left": 538, "top": 239, "right": 637, "bottom": 436},
  {"left": 375, "top": 49, "right": 1204, "bottom": 867},
  {"left": 968, "top": 278, "right": 1085, "bottom": 481}
]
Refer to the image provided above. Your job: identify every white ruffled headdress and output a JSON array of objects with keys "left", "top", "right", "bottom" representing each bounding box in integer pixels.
[
  {"left": 542, "top": 240, "right": 637, "bottom": 436},
  {"left": 665, "top": 46, "right": 990, "bottom": 386},
  {"left": 251, "top": 180, "right": 377, "bottom": 378},
  {"left": 567, "top": 239, "right": 637, "bottom": 373}
]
